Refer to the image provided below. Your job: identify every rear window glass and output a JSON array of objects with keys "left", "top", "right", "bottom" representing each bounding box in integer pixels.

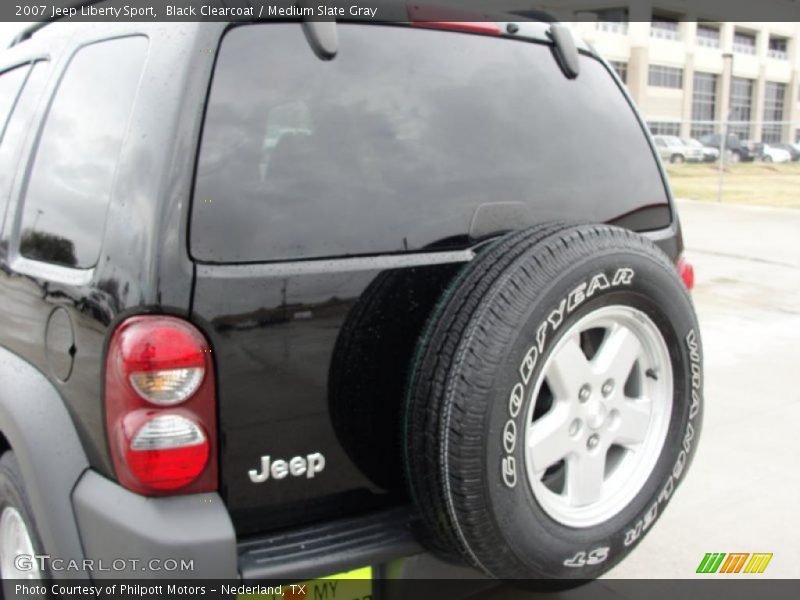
[
  {"left": 19, "top": 37, "right": 147, "bottom": 269},
  {"left": 192, "top": 24, "right": 669, "bottom": 263}
]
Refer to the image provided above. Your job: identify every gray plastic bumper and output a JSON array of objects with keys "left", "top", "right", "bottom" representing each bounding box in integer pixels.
[{"left": 71, "top": 470, "right": 237, "bottom": 579}]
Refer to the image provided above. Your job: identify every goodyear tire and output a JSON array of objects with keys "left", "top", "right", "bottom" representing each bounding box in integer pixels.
[{"left": 404, "top": 224, "right": 703, "bottom": 581}]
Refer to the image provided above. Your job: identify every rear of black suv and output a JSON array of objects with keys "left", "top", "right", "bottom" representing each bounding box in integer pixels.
[{"left": 0, "top": 15, "right": 701, "bottom": 587}]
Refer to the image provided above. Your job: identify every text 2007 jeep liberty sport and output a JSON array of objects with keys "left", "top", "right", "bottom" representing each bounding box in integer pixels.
[{"left": 0, "top": 6, "right": 702, "bottom": 588}]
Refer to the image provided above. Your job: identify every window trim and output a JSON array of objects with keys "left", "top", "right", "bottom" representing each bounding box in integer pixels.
[
  {"left": 8, "top": 253, "right": 95, "bottom": 285},
  {"left": 0, "top": 62, "right": 33, "bottom": 145}
]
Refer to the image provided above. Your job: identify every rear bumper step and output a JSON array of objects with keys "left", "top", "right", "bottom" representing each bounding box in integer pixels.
[{"left": 238, "top": 507, "right": 422, "bottom": 581}]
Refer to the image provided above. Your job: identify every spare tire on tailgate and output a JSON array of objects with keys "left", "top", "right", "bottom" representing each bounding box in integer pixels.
[{"left": 403, "top": 224, "right": 703, "bottom": 581}]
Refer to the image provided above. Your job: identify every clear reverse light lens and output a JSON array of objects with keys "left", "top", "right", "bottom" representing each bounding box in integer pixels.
[
  {"left": 129, "top": 414, "right": 207, "bottom": 451},
  {"left": 129, "top": 367, "right": 205, "bottom": 406}
]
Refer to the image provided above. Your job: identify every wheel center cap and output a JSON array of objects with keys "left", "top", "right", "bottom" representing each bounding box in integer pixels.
[{"left": 585, "top": 400, "right": 608, "bottom": 429}]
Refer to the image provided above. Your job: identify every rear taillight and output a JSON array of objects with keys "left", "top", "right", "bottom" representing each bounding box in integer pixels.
[
  {"left": 410, "top": 21, "right": 502, "bottom": 35},
  {"left": 105, "top": 316, "right": 217, "bottom": 495},
  {"left": 677, "top": 256, "right": 695, "bottom": 290},
  {"left": 407, "top": 4, "right": 501, "bottom": 35}
]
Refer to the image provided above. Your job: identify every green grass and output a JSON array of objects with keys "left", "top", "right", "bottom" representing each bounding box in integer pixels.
[{"left": 665, "top": 161, "right": 800, "bottom": 209}]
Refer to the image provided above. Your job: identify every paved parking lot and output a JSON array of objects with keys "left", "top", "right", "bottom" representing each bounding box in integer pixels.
[
  {"left": 602, "top": 199, "right": 800, "bottom": 579},
  {"left": 482, "top": 199, "right": 800, "bottom": 596}
]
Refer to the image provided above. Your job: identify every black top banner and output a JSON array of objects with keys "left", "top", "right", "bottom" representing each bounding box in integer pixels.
[{"left": 3, "top": 0, "right": 800, "bottom": 23}]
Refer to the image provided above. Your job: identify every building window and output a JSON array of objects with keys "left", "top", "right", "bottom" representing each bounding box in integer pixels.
[
  {"left": 696, "top": 24, "right": 720, "bottom": 48},
  {"left": 733, "top": 31, "right": 757, "bottom": 55},
  {"left": 609, "top": 61, "right": 627, "bottom": 84},
  {"left": 648, "top": 121, "right": 681, "bottom": 136},
  {"left": 651, "top": 18, "right": 680, "bottom": 41},
  {"left": 762, "top": 82, "right": 786, "bottom": 143},
  {"left": 768, "top": 36, "right": 788, "bottom": 60},
  {"left": 691, "top": 72, "right": 717, "bottom": 138},
  {"left": 728, "top": 77, "right": 754, "bottom": 140},
  {"left": 648, "top": 65, "right": 683, "bottom": 89},
  {"left": 593, "top": 8, "right": 629, "bottom": 34}
]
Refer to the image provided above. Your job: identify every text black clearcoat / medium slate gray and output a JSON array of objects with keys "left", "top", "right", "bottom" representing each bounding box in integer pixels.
[{"left": 0, "top": 18, "right": 683, "bottom": 579}]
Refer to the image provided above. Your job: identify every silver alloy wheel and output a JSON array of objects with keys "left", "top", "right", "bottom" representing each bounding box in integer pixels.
[
  {"left": 524, "top": 305, "right": 673, "bottom": 528},
  {"left": 0, "top": 506, "right": 41, "bottom": 579}
]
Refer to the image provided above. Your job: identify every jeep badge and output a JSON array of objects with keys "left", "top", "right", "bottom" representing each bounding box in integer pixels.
[{"left": 248, "top": 453, "right": 326, "bottom": 483}]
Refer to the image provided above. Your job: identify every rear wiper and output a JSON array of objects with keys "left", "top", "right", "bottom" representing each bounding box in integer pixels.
[
  {"left": 547, "top": 23, "right": 580, "bottom": 79},
  {"left": 297, "top": 0, "right": 338, "bottom": 60}
]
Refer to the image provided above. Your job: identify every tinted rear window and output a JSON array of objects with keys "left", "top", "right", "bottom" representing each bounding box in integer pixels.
[{"left": 192, "top": 24, "right": 669, "bottom": 263}]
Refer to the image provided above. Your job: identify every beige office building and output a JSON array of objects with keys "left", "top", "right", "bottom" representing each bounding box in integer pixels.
[{"left": 570, "top": 15, "right": 800, "bottom": 143}]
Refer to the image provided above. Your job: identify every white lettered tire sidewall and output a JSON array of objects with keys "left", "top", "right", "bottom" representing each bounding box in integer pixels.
[{"left": 478, "top": 248, "right": 702, "bottom": 579}]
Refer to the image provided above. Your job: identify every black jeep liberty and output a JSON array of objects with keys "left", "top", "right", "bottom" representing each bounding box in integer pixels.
[{"left": 0, "top": 5, "right": 703, "bottom": 590}]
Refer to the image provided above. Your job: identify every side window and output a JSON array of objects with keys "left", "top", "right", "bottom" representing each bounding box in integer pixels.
[
  {"left": 0, "top": 64, "right": 30, "bottom": 144},
  {"left": 18, "top": 37, "right": 147, "bottom": 269},
  {"left": 1, "top": 63, "right": 40, "bottom": 235}
]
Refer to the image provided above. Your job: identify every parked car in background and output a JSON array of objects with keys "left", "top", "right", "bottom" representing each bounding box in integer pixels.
[
  {"left": 653, "top": 134, "right": 703, "bottom": 163},
  {"left": 681, "top": 138, "right": 718, "bottom": 162},
  {"left": 772, "top": 143, "right": 800, "bottom": 161},
  {"left": 760, "top": 143, "right": 792, "bottom": 163},
  {"left": 697, "top": 133, "right": 755, "bottom": 162}
]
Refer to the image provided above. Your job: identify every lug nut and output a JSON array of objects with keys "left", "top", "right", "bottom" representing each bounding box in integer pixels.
[
  {"left": 578, "top": 384, "right": 591, "bottom": 402},
  {"left": 587, "top": 434, "right": 600, "bottom": 450},
  {"left": 601, "top": 379, "right": 615, "bottom": 397},
  {"left": 569, "top": 419, "right": 582, "bottom": 437}
]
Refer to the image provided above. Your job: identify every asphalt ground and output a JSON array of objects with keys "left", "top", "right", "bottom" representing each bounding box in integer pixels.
[{"left": 600, "top": 199, "right": 800, "bottom": 579}]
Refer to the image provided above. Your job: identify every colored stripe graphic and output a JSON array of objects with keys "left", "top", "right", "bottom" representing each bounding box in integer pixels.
[
  {"left": 720, "top": 553, "right": 749, "bottom": 573},
  {"left": 697, "top": 552, "right": 773, "bottom": 574},
  {"left": 697, "top": 553, "right": 726, "bottom": 573},
  {"left": 744, "top": 553, "right": 773, "bottom": 574}
]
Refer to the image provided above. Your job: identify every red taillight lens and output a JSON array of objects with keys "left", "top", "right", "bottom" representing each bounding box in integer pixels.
[
  {"left": 411, "top": 21, "right": 501, "bottom": 35},
  {"left": 407, "top": 4, "right": 501, "bottom": 35},
  {"left": 677, "top": 256, "right": 695, "bottom": 290},
  {"left": 105, "top": 316, "right": 217, "bottom": 495}
]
